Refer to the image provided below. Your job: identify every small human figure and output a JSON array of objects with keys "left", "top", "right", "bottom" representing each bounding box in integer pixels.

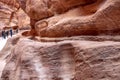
[
  {"left": 10, "top": 28, "right": 13, "bottom": 37},
  {"left": 5, "top": 30, "right": 9, "bottom": 37},
  {"left": 2, "top": 30, "right": 6, "bottom": 39},
  {"left": 16, "top": 29, "right": 18, "bottom": 33}
]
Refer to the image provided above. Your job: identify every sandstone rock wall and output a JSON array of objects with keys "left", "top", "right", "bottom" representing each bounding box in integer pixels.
[
  {"left": 16, "top": 9, "right": 30, "bottom": 29},
  {"left": 0, "top": 0, "right": 30, "bottom": 31},
  {"left": 0, "top": 0, "right": 19, "bottom": 8},
  {"left": 17, "top": 0, "right": 96, "bottom": 20},
  {"left": 0, "top": 2, "right": 17, "bottom": 30},
  {"left": 17, "top": 0, "right": 120, "bottom": 37},
  {"left": 0, "top": 0, "right": 120, "bottom": 80},
  {"left": 1, "top": 36, "right": 120, "bottom": 80}
]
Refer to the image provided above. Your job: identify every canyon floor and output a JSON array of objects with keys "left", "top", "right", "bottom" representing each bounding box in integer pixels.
[{"left": 0, "top": 37, "right": 7, "bottom": 79}]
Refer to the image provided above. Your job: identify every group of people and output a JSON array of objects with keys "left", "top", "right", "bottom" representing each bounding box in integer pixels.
[{"left": 1, "top": 28, "right": 18, "bottom": 39}]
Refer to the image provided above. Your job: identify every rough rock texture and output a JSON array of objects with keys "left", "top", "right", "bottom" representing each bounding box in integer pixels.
[
  {"left": 0, "top": 0, "right": 19, "bottom": 8},
  {"left": 1, "top": 0, "right": 120, "bottom": 80},
  {"left": 0, "top": 1, "right": 30, "bottom": 31},
  {"left": 0, "top": 36, "right": 20, "bottom": 78},
  {"left": 17, "top": 0, "right": 120, "bottom": 37},
  {"left": 0, "top": 2, "right": 18, "bottom": 30},
  {"left": 16, "top": 9, "right": 30, "bottom": 29},
  {"left": 17, "top": 0, "right": 96, "bottom": 20},
  {"left": 1, "top": 36, "right": 120, "bottom": 80}
]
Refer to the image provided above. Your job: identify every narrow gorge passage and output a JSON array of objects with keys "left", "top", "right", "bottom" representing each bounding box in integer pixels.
[{"left": 0, "top": 0, "right": 120, "bottom": 80}]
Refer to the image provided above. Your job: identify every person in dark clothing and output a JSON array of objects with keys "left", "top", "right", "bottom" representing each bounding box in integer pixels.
[
  {"left": 1, "top": 30, "right": 4, "bottom": 38},
  {"left": 10, "top": 29, "right": 13, "bottom": 37},
  {"left": 2, "top": 30, "right": 6, "bottom": 39},
  {"left": 5, "top": 30, "right": 9, "bottom": 37},
  {"left": 16, "top": 29, "right": 18, "bottom": 33}
]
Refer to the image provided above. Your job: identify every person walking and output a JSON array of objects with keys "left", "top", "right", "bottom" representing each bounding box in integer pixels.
[
  {"left": 2, "top": 30, "right": 6, "bottom": 39},
  {"left": 16, "top": 28, "right": 18, "bottom": 33},
  {"left": 10, "top": 28, "right": 13, "bottom": 37},
  {"left": 5, "top": 30, "right": 9, "bottom": 38},
  {"left": 1, "top": 30, "right": 4, "bottom": 39}
]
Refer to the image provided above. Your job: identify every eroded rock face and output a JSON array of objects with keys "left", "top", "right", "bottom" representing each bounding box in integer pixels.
[
  {"left": 0, "top": 0, "right": 30, "bottom": 31},
  {"left": 16, "top": 9, "right": 30, "bottom": 29},
  {"left": 0, "top": 2, "right": 18, "bottom": 30},
  {"left": 1, "top": 0, "right": 120, "bottom": 80},
  {"left": 0, "top": 36, "right": 20, "bottom": 79},
  {"left": 35, "top": 0, "right": 120, "bottom": 37},
  {"left": 0, "top": 0, "right": 19, "bottom": 8},
  {"left": 17, "top": 0, "right": 96, "bottom": 20},
  {"left": 1, "top": 36, "right": 120, "bottom": 80},
  {"left": 17, "top": 0, "right": 120, "bottom": 37}
]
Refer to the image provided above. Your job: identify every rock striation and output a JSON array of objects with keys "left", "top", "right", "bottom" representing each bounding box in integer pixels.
[
  {"left": 0, "top": 0, "right": 19, "bottom": 8},
  {"left": 0, "top": 2, "right": 17, "bottom": 30},
  {"left": 0, "top": 0, "right": 30, "bottom": 31}
]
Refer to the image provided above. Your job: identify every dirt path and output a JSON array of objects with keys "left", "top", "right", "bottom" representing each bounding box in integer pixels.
[
  {"left": 0, "top": 37, "right": 8, "bottom": 79},
  {"left": 0, "top": 38, "right": 8, "bottom": 51}
]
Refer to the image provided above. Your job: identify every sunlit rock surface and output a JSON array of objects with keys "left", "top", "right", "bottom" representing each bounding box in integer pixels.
[
  {"left": 17, "top": 0, "right": 120, "bottom": 37},
  {"left": 16, "top": 9, "right": 30, "bottom": 29},
  {"left": 0, "top": 2, "right": 17, "bottom": 30},
  {"left": 0, "top": 1, "right": 30, "bottom": 31}
]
